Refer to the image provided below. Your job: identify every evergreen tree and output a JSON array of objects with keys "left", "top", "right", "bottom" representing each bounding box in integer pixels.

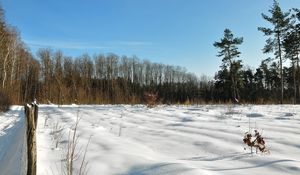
[
  {"left": 242, "top": 68, "right": 255, "bottom": 102},
  {"left": 283, "top": 8, "right": 300, "bottom": 103},
  {"left": 258, "top": 0, "right": 291, "bottom": 104},
  {"left": 214, "top": 67, "right": 231, "bottom": 101},
  {"left": 254, "top": 66, "right": 264, "bottom": 101},
  {"left": 214, "top": 29, "right": 243, "bottom": 102}
]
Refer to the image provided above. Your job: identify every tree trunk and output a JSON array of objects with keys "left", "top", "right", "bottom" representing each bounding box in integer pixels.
[
  {"left": 10, "top": 40, "right": 17, "bottom": 86},
  {"left": 297, "top": 54, "right": 300, "bottom": 104},
  {"left": 277, "top": 33, "right": 283, "bottom": 104},
  {"left": 293, "top": 59, "right": 296, "bottom": 104},
  {"left": 10, "top": 54, "right": 16, "bottom": 86},
  {"left": 229, "top": 60, "right": 237, "bottom": 102},
  {"left": 2, "top": 50, "right": 10, "bottom": 88}
]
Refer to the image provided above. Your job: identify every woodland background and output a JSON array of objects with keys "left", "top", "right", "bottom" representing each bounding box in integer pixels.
[{"left": 0, "top": 1, "right": 300, "bottom": 105}]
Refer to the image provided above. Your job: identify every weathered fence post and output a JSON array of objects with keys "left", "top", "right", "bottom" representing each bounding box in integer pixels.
[{"left": 24, "top": 103, "right": 38, "bottom": 175}]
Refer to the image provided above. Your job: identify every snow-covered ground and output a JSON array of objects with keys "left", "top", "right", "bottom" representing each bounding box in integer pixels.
[
  {"left": 1, "top": 105, "right": 299, "bottom": 174},
  {"left": 35, "top": 104, "right": 300, "bottom": 175},
  {"left": 0, "top": 106, "right": 26, "bottom": 175}
]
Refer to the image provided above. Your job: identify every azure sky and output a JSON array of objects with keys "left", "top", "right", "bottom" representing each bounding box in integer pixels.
[{"left": 2, "top": 0, "right": 300, "bottom": 77}]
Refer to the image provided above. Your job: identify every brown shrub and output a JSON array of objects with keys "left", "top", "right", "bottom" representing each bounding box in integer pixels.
[
  {"left": 243, "top": 129, "right": 267, "bottom": 153},
  {"left": 144, "top": 92, "right": 157, "bottom": 108},
  {"left": 0, "top": 91, "right": 11, "bottom": 112}
]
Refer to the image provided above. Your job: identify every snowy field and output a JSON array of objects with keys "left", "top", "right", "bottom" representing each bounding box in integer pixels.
[
  {"left": 34, "top": 104, "right": 300, "bottom": 175},
  {"left": 1, "top": 105, "right": 300, "bottom": 175},
  {"left": 0, "top": 106, "right": 26, "bottom": 175}
]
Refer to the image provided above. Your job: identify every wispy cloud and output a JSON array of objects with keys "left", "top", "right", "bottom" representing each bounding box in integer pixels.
[
  {"left": 115, "top": 41, "right": 154, "bottom": 46},
  {"left": 25, "top": 40, "right": 110, "bottom": 50},
  {"left": 25, "top": 40, "right": 154, "bottom": 50}
]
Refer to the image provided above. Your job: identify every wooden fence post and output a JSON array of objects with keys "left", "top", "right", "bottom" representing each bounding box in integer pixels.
[{"left": 24, "top": 103, "right": 38, "bottom": 175}]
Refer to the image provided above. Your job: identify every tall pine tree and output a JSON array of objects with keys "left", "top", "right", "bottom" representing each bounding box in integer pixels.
[
  {"left": 214, "top": 29, "right": 243, "bottom": 102},
  {"left": 258, "top": 0, "right": 291, "bottom": 104},
  {"left": 283, "top": 8, "right": 300, "bottom": 103}
]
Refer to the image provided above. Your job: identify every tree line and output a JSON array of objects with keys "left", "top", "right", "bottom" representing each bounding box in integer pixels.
[
  {"left": 1, "top": 1, "right": 299, "bottom": 105},
  {"left": 36, "top": 49, "right": 203, "bottom": 104},
  {"left": 214, "top": 1, "right": 300, "bottom": 104},
  {"left": 0, "top": 6, "right": 39, "bottom": 105}
]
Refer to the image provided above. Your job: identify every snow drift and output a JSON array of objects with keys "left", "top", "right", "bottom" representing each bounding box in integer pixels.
[{"left": 36, "top": 104, "right": 300, "bottom": 175}]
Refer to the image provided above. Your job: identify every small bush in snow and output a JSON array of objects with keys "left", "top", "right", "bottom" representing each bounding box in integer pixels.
[
  {"left": 243, "top": 129, "right": 268, "bottom": 154},
  {"left": 63, "top": 109, "right": 90, "bottom": 175},
  {"left": 144, "top": 92, "right": 157, "bottom": 108}
]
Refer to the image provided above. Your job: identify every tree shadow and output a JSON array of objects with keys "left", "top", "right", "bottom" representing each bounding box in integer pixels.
[
  {"left": 118, "top": 163, "right": 195, "bottom": 175},
  {"left": 181, "top": 152, "right": 251, "bottom": 162},
  {"left": 208, "top": 159, "right": 298, "bottom": 171},
  {"left": 246, "top": 113, "right": 264, "bottom": 118}
]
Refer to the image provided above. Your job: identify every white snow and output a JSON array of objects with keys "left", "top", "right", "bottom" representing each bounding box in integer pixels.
[
  {"left": 1, "top": 105, "right": 300, "bottom": 175},
  {"left": 0, "top": 106, "right": 27, "bottom": 175},
  {"left": 35, "top": 104, "right": 300, "bottom": 175}
]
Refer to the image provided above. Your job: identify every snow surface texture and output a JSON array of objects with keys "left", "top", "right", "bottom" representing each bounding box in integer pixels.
[
  {"left": 34, "top": 105, "right": 300, "bottom": 175},
  {"left": 0, "top": 106, "right": 27, "bottom": 175}
]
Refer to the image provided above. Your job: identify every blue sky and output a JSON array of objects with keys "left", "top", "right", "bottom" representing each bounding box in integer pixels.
[{"left": 2, "top": 0, "right": 300, "bottom": 77}]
